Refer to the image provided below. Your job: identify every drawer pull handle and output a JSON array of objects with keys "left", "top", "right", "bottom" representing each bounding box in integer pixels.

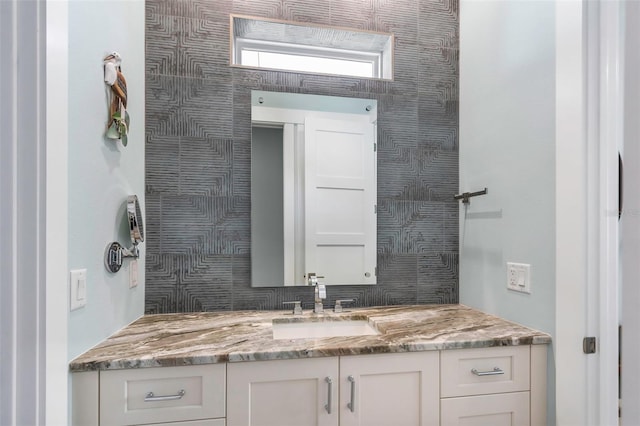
[
  {"left": 347, "top": 375, "right": 356, "bottom": 412},
  {"left": 471, "top": 367, "right": 504, "bottom": 376},
  {"left": 144, "top": 389, "right": 186, "bottom": 402},
  {"left": 325, "top": 377, "right": 332, "bottom": 414}
]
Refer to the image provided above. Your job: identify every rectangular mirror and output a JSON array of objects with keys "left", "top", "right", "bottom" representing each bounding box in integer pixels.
[{"left": 251, "top": 91, "right": 378, "bottom": 287}]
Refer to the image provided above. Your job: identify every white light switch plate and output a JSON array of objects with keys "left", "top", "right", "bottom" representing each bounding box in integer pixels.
[
  {"left": 507, "top": 262, "right": 531, "bottom": 294},
  {"left": 70, "top": 269, "right": 87, "bottom": 310}
]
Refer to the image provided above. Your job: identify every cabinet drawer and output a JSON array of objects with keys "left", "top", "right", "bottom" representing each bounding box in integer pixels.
[
  {"left": 150, "top": 420, "right": 225, "bottom": 426},
  {"left": 440, "top": 346, "right": 530, "bottom": 397},
  {"left": 440, "top": 392, "right": 530, "bottom": 426},
  {"left": 100, "top": 364, "right": 226, "bottom": 425}
]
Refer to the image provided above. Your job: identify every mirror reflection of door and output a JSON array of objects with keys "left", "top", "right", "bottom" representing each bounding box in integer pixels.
[
  {"left": 304, "top": 116, "right": 376, "bottom": 286},
  {"left": 250, "top": 91, "right": 377, "bottom": 287}
]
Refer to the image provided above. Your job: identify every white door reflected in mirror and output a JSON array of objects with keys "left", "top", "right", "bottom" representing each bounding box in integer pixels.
[{"left": 250, "top": 91, "right": 377, "bottom": 287}]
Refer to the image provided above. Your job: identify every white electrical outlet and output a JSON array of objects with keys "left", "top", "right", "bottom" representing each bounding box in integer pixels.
[
  {"left": 507, "top": 262, "right": 531, "bottom": 294},
  {"left": 130, "top": 260, "right": 138, "bottom": 288},
  {"left": 70, "top": 269, "right": 87, "bottom": 310}
]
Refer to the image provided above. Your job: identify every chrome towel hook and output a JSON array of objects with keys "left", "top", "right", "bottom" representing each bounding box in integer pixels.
[{"left": 454, "top": 188, "right": 488, "bottom": 205}]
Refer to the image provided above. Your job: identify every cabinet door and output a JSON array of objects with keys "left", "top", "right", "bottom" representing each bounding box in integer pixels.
[
  {"left": 339, "top": 352, "right": 439, "bottom": 426},
  {"left": 440, "top": 392, "right": 530, "bottom": 426},
  {"left": 227, "top": 357, "right": 339, "bottom": 426}
]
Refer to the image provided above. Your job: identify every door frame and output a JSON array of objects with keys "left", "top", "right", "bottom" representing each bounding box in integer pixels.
[
  {"left": 556, "top": 1, "right": 620, "bottom": 424},
  {"left": 1, "top": 0, "right": 70, "bottom": 424},
  {"left": 621, "top": 1, "right": 640, "bottom": 424},
  {"left": 594, "top": 1, "right": 622, "bottom": 424},
  {"left": 555, "top": 2, "right": 590, "bottom": 422},
  {"left": 45, "top": 0, "right": 70, "bottom": 424},
  {"left": 0, "top": 0, "right": 67, "bottom": 424}
]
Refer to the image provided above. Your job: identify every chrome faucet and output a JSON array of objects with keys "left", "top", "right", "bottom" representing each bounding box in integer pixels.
[{"left": 308, "top": 273, "right": 326, "bottom": 314}]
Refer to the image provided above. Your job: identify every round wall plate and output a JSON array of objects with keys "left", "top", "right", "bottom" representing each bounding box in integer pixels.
[{"left": 105, "top": 241, "right": 124, "bottom": 273}]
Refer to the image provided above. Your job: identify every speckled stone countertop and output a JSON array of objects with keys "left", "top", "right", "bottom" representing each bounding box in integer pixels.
[{"left": 69, "top": 304, "right": 551, "bottom": 372}]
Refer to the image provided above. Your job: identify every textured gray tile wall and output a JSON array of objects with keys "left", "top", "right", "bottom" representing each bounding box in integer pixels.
[{"left": 145, "top": 0, "right": 459, "bottom": 313}]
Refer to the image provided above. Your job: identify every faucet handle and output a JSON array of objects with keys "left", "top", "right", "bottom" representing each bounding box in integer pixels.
[
  {"left": 308, "top": 273, "right": 318, "bottom": 286},
  {"left": 283, "top": 301, "right": 303, "bottom": 315},
  {"left": 307, "top": 273, "right": 325, "bottom": 287},
  {"left": 334, "top": 299, "right": 355, "bottom": 313}
]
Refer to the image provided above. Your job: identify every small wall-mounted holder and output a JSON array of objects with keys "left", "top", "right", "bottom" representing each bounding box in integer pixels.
[
  {"left": 104, "top": 52, "right": 130, "bottom": 146},
  {"left": 105, "top": 195, "right": 144, "bottom": 273},
  {"left": 454, "top": 188, "right": 488, "bottom": 205}
]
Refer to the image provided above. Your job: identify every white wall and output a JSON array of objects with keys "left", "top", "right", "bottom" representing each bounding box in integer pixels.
[
  {"left": 458, "top": 0, "right": 556, "bottom": 422},
  {"left": 67, "top": 0, "right": 145, "bottom": 360}
]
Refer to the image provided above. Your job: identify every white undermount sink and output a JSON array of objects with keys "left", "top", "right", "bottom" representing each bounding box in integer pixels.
[{"left": 272, "top": 319, "right": 380, "bottom": 340}]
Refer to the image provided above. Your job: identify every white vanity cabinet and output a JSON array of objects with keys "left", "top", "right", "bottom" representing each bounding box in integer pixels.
[
  {"left": 226, "top": 352, "right": 440, "bottom": 426},
  {"left": 439, "top": 345, "right": 547, "bottom": 426},
  {"left": 72, "top": 346, "right": 547, "bottom": 426}
]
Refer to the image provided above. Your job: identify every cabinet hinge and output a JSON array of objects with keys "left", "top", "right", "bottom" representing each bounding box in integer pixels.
[
  {"left": 583, "top": 337, "right": 597, "bottom": 354},
  {"left": 373, "top": 142, "right": 377, "bottom": 152},
  {"left": 374, "top": 204, "right": 377, "bottom": 214},
  {"left": 375, "top": 266, "right": 378, "bottom": 276}
]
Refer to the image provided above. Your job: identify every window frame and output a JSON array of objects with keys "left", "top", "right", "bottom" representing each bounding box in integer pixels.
[
  {"left": 235, "top": 38, "right": 382, "bottom": 79},
  {"left": 230, "top": 15, "right": 394, "bottom": 80}
]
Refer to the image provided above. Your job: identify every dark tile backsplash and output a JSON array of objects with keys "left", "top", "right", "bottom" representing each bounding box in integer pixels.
[{"left": 145, "top": 0, "right": 459, "bottom": 313}]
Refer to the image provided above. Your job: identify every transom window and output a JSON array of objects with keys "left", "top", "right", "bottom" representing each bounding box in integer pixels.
[{"left": 231, "top": 15, "right": 394, "bottom": 80}]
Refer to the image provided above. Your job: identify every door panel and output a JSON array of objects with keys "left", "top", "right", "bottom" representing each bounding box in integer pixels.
[
  {"left": 304, "top": 116, "right": 376, "bottom": 285},
  {"left": 339, "top": 352, "right": 439, "bottom": 426},
  {"left": 227, "top": 357, "right": 339, "bottom": 426}
]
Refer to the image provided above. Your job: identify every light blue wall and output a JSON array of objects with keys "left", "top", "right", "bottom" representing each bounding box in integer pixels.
[
  {"left": 459, "top": 0, "right": 556, "bottom": 423},
  {"left": 67, "top": 0, "right": 145, "bottom": 360}
]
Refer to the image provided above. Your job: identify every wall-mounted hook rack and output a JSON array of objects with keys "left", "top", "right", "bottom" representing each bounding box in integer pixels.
[{"left": 454, "top": 188, "right": 488, "bottom": 204}]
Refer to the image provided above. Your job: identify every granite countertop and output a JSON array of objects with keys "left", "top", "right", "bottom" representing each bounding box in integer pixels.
[{"left": 69, "top": 304, "right": 551, "bottom": 372}]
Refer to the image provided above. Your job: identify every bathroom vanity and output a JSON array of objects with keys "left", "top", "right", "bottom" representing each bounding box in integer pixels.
[{"left": 70, "top": 305, "right": 550, "bottom": 426}]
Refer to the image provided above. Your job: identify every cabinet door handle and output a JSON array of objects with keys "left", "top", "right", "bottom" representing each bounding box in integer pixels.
[
  {"left": 347, "top": 375, "right": 356, "bottom": 412},
  {"left": 324, "top": 377, "right": 332, "bottom": 414},
  {"left": 144, "top": 389, "right": 185, "bottom": 402},
  {"left": 471, "top": 367, "right": 504, "bottom": 376}
]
